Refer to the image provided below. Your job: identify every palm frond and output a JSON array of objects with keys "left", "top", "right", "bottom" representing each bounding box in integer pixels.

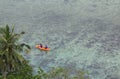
[
  {"left": 20, "top": 31, "right": 25, "bottom": 35},
  {"left": 20, "top": 43, "right": 31, "bottom": 49},
  {"left": 0, "top": 25, "right": 31, "bottom": 77},
  {"left": 11, "top": 25, "right": 14, "bottom": 33}
]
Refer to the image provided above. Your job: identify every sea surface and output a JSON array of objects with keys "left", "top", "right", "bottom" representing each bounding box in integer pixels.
[{"left": 0, "top": 0, "right": 120, "bottom": 79}]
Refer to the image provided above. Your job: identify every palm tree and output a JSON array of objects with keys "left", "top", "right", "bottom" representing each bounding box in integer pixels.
[{"left": 0, "top": 25, "right": 31, "bottom": 79}]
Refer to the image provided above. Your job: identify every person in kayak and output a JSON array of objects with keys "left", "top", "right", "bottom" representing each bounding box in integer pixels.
[
  {"left": 45, "top": 45, "right": 48, "bottom": 49},
  {"left": 39, "top": 44, "right": 43, "bottom": 48}
]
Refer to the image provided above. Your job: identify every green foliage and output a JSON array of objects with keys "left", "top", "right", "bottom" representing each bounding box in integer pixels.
[
  {"left": 34, "top": 67, "right": 90, "bottom": 79},
  {"left": 0, "top": 62, "right": 33, "bottom": 79},
  {"left": 72, "top": 70, "right": 90, "bottom": 79},
  {"left": 33, "top": 67, "right": 49, "bottom": 79},
  {"left": 0, "top": 25, "right": 31, "bottom": 79},
  {"left": 48, "top": 67, "right": 69, "bottom": 79},
  {"left": 7, "top": 62, "right": 33, "bottom": 79}
]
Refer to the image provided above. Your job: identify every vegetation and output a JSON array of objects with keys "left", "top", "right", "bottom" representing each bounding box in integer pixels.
[
  {"left": 0, "top": 66, "right": 90, "bottom": 79},
  {"left": 1, "top": 63, "right": 33, "bottom": 79},
  {"left": 0, "top": 25, "right": 30, "bottom": 79},
  {"left": 0, "top": 25, "right": 90, "bottom": 79},
  {"left": 34, "top": 67, "right": 90, "bottom": 79}
]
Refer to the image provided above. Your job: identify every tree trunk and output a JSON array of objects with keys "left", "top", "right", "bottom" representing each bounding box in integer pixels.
[{"left": 2, "top": 71, "right": 7, "bottom": 79}]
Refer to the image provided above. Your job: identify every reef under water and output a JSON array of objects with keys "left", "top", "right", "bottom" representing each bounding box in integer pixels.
[{"left": 0, "top": 0, "right": 120, "bottom": 79}]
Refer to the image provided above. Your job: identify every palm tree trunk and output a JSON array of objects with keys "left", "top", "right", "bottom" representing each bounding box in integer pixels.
[{"left": 2, "top": 71, "right": 7, "bottom": 79}]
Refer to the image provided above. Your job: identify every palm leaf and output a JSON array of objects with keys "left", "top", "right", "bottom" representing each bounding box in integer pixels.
[
  {"left": 0, "top": 27, "right": 5, "bottom": 34},
  {"left": 11, "top": 25, "right": 14, "bottom": 33},
  {"left": 20, "top": 43, "right": 31, "bottom": 49},
  {"left": 0, "top": 25, "right": 31, "bottom": 78}
]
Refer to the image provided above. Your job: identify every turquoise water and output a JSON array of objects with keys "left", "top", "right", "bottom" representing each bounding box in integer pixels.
[{"left": 0, "top": 0, "right": 120, "bottom": 79}]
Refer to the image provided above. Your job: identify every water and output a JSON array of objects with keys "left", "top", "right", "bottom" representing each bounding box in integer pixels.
[{"left": 0, "top": 0, "right": 120, "bottom": 79}]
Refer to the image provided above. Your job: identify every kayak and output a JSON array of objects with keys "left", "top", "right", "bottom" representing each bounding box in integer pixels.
[{"left": 35, "top": 45, "right": 50, "bottom": 51}]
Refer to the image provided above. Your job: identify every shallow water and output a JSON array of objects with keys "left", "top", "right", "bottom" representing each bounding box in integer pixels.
[{"left": 0, "top": 0, "right": 120, "bottom": 79}]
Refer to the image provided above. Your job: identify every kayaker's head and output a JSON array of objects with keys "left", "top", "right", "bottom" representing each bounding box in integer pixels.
[
  {"left": 45, "top": 45, "right": 48, "bottom": 49},
  {"left": 39, "top": 44, "right": 42, "bottom": 48}
]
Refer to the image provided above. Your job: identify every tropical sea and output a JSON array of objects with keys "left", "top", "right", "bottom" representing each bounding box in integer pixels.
[{"left": 0, "top": 0, "right": 120, "bottom": 79}]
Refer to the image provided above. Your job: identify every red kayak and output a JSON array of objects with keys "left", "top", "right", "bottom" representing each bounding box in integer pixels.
[{"left": 35, "top": 45, "right": 50, "bottom": 51}]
